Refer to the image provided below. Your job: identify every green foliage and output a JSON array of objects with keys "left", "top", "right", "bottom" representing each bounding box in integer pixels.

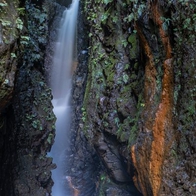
[
  {"left": 112, "top": 15, "right": 118, "bottom": 23},
  {"left": 0, "top": 2, "right": 8, "bottom": 7},
  {"left": 21, "top": 3, "right": 48, "bottom": 63},
  {"left": 122, "top": 73, "right": 129, "bottom": 84},
  {"left": 103, "top": 0, "right": 113, "bottom": 5},
  {"left": 101, "top": 12, "right": 109, "bottom": 24},
  {"left": 122, "top": 39, "right": 128, "bottom": 47},
  {"left": 128, "top": 34, "right": 138, "bottom": 58},
  {"left": 97, "top": 172, "right": 112, "bottom": 196},
  {"left": 123, "top": 0, "right": 146, "bottom": 23},
  {"left": 81, "top": 107, "right": 86, "bottom": 122},
  {"left": 16, "top": 18, "right": 23, "bottom": 30},
  {"left": 17, "top": 7, "right": 25, "bottom": 15},
  {"left": 32, "top": 120, "right": 43, "bottom": 130},
  {"left": 88, "top": 32, "right": 93, "bottom": 37},
  {"left": 171, "top": 0, "right": 196, "bottom": 117},
  {"left": 161, "top": 17, "right": 171, "bottom": 31},
  {"left": 84, "top": 0, "right": 142, "bottom": 147},
  {"left": 20, "top": 35, "right": 30, "bottom": 45},
  {"left": 124, "top": 13, "right": 134, "bottom": 22},
  {"left": 171, "top": 0, "right": 196, "bottom": 48},
  {"left": 47, "top": 133, "right": 54, "bottom": 144},
  {"left": 0, "top": 1, "right": 25, "bottom": 45},
  {"left": 128, "top": 124, "right": 137, "bottom": 145},
  {"left": 87, "top": 12, "right": 97, "bottom": 21},
  {"left": 100, "top": 173, "right": 106, "bottom": 181},
  {"left": 124, "top": 64, "right": 129, "bottom": 70},
  {"left": 128, "top": 93, "right": 144, "bottom": 146},
  {"left": 11, "top": 53, "right": 16, "bottom": 58},
  {"left": 0, "top": 19, "right": 11, "bottom": 26}
]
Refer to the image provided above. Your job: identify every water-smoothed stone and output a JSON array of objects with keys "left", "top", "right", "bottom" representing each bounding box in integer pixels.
[{"left": 94, "top": 132, "right": 130, "bottom": 183}]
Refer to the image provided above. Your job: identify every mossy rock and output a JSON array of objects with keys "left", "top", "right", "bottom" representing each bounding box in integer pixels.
[{"left": 128, "top": 34, "right": 138, "bottom": 59}]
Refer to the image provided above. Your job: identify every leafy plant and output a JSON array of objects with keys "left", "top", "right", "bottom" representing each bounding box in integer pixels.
[
  {"left": 16, "top": 18, "right": 23, "bottom": 30},
  {"left": 161, "top": 17, "right": 171, "bottom": 31},
  {"left": 122, "top": 39, "right": 128, "bottom": 47},
  {"left": 20, "top": 35, "right": 30, "bottom": 45},
  {"left": 81, "top": 107, "right": 86, "bottom": 122},
  {"left": 100, "top": 173, "right": 106, "bottom": 181},
  {"left": 124, "top": 13, "right": 134, "bottom": 23},
  {"left": 103, "top": 0, "right": 113, "bottom": 5},
  {"left": 17, "top": 7, "right": 25, "bottom": 15},
  {"left": 11, "top": 53, "right": 16, "bottom": 58},
  {"left": 0, "top": 2, "right": 7, "bottom": 7},
  {"left": 122, "top": 73, "right": 129, "bottom": 84},
  {"left": 0, "top": 19, "right": 11, "bottom": 26},
  {"left": 101, "top": 12, "right": 109, "bottom": 24},
  {"left": 112, "top": 15, "right": 118, "bottom": 23},
  {"left": 47, "top": 133, "right": 53, "bottom": 144}
]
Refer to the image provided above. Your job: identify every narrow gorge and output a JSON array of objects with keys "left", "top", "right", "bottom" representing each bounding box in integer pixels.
[{"left": 0, "top": 0, "right": 195, "bottom": 196}]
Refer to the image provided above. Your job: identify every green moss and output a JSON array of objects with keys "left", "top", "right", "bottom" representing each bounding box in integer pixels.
[
  {"left": 47, "top": 133, "right": 54, "bottom": 145},
  {"left": 104, "top": 58, "right": 116, "bottom": 86},
  {"left": 97, "top": 172, "right": 111, "bottom": 196},
  {"left": 128, "top": 34, "right": 138, "bottom": 59},
  {"left": 0, "top": 0, "right": 20, "bottom": 44},
  {"left": 83, "top": 0, "right": 142, "bottom": 147}
]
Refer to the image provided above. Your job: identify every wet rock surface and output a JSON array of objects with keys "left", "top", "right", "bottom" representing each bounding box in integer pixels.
[
  {"left": 130, "top": 1, "right": 196, "bottom": 196},
  {"left": 0, "top": 0, "right": 57, "bottom": 195},
  {"left": 13, "top": 69, "right": 55, "bottom": 196},
  {"left": 64, "top": 2, "right": 101, "bottom": 196},
  {"left": 0, "top": 1, "right": 22, "bottom": 195},
  {"left": 71, "top": 0, "right": 143, "bottom": 195},
  {"left": 76, "top": 0, "right": 196, "bottom": 196},
  {"left": 0, "top": 0, "right": 195, "bottom": 196},
  {"left": 0, "top": 0, "right": 19, "bottom": 112}
]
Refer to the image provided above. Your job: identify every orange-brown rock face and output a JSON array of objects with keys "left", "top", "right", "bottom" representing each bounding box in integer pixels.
[{"left": 131, "top": 1, "right": 174, "bottom": 195}]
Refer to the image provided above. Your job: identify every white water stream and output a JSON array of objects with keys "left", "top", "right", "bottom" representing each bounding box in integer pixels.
[{"left": 50, "top": 0, "right": 79, "bottom": 195}]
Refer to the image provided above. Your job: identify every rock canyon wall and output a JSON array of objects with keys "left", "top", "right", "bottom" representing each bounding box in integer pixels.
[{"left": 0, "top": 0, "right": 195, "bottom": 196}]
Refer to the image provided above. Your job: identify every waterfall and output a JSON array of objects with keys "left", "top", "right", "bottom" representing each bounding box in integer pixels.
[{"left": 50, "top": 0, "right": 79, "bottom": 195}]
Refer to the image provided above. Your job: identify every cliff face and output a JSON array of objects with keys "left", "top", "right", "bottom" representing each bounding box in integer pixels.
[
  {"left": 0, "top": 0, "right": 195, "bottom": 196},
  {"left": 0, "top": 1, "right": 21, "bottom": 194},
  {"left": 79, "top": 0, "right": 196, "bottom": 195},
  {"left": 131, "top": 1, "right": 196, "bottom": 195},
  {"left": 0, "top": 0, "right": 57, "bottom": 195},
  {"left": 0, "top": 0, "right": 19, "bottom": 112}
]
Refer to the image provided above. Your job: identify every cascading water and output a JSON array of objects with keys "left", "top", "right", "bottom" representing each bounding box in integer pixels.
[{"left": 50, "top": 0, "right": 79, "bottom": 195}]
